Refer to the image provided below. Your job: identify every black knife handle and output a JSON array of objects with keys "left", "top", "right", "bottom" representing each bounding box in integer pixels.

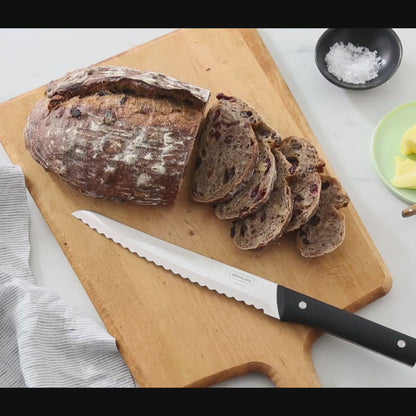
[{"left": 276, "top": 285, "right": 416, "bottom": 366}]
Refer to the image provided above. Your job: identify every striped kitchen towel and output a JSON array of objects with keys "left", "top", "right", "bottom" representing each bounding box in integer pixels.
[{"left": 0, "top": 164, "right": 135, "bottom": 387}]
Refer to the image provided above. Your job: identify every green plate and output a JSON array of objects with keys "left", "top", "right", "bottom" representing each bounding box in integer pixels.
[{"left": 371, "top": 101, "right": 416, "bottom": 204}]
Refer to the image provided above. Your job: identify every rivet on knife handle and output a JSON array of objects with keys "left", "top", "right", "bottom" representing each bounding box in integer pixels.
[{"left": 276, "top": 285, "right": 416, "bottom": 366}]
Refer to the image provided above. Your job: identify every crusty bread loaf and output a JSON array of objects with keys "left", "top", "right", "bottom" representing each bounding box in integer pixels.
[
  {"left": 190, "top": 94, "right": 263, "bottom": 204},
  {"left": 278, "top": 136, "right": 325, "bottom": 232},
  {"left": 230, "top": 149, "right": 292, "bottom": 250},
  {"left": 24, "top": 65, "right": 210, "bottom": 205},
  {"left": 296, "top": 175, "right": 349, "bottom": 257}
]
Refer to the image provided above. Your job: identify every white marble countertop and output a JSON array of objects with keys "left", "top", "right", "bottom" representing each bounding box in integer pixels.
[{"left": 1, "top": 28, "right": 415, "bottom": 388}]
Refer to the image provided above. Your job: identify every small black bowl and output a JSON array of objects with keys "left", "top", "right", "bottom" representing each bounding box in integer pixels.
[{"left": 315, "top": 28, "right": 402, "bottom": 90}]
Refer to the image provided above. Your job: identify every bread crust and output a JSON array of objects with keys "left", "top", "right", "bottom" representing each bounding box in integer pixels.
[
  {"left": 24, "top": 66, "right": 210, "bottom": 205},
  {"left": 45, "top": 65, "right": 210, "bottom": 109}
]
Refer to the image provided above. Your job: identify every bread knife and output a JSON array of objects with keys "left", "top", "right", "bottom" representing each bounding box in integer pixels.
[{"left": 72, "top": 209, "right": 416, "bottom": 366}]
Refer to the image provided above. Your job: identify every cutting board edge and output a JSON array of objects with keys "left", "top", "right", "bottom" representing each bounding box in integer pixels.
[{"left": 344, "top": 204, "right": 393, "bottom": 313}]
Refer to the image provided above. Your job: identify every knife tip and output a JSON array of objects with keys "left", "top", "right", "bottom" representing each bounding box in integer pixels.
[{"left": 72, "top": 210, "right": 91, "bottom": 221}]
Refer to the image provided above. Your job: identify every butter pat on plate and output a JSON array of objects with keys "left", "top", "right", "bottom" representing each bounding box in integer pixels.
[
  {"left": 400, "top": 125, "right": 416, "bottom": 155},
  {"left": 391, "top": 156, "right": 416, "bottom": 189}
]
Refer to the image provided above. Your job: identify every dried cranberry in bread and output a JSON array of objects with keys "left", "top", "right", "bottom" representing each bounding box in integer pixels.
[
  {"left": 296, "top": 175, "right": 349, "bottom": 257},
  {"left": 214, "top": 134, "right": 278, "bottom": 220},
  {"left": 230, "top": 149, "right": 292, "bottom": 250},
  {"left": 190, "top": 94, "right": 262, "bottom": 204},
  {"left": 278, "top": 136, "right": 325, "bottom": 232},
  {"left": 24, "top": 65, "right": 210, "bottom": 205}
]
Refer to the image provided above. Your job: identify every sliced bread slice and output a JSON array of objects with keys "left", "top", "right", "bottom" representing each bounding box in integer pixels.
[
  {"left": 285, "top": 171, "right": 322, "bottom": 232},
  {"left": 278, "top": 136, "right": 325, "bottom": 232},
  {"left": 230, "top": 149, "right": 292, "bottom": 250},
  {"left": 214, "top": 137, "right": 277, "bottom": 219},
  {"left": 279, "top": 136, "right": 325, "bottom": 176},
  {"left": 190, "top": 94, "right": 261, "bottom": 204},
  {"left": 296, "top": 175, "right": 349, "bottom": 257}
]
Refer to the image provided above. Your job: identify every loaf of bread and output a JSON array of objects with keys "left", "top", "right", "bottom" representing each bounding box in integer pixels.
[
  {"left": 24, "top": 65, "right": 211, "bottom": 205},
  {"left": 278, "top": 136, "right": 325, "bottom": 232},
  {"left": 231, "top": 149, "right": 293, "bottom": 250},
  {"left": 296, "top": 175, "right": 349, "bottom": 257}
]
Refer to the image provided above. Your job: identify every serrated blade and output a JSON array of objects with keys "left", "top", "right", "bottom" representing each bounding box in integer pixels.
[{"left": 72, "top": 210, "right": 280, "bottom": 319}]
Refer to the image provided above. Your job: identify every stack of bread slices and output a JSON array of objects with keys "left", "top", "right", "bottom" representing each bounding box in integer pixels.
[{"left": 190, "top": 94, "right": 349, "bottom": 257}]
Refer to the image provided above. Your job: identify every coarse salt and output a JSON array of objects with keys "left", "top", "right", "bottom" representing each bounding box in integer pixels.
[{"left": 325, "top": 42, "right": 382, "bottom": 84}]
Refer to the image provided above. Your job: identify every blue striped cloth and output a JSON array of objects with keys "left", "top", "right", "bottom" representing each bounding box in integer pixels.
[{"left": 0, "top": 165, "right": 135, "bottom": 387}]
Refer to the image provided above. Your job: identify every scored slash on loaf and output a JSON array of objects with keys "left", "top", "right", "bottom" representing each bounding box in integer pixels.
[{"left": 190, "top": 94, "right": 349, "bottom": 257}]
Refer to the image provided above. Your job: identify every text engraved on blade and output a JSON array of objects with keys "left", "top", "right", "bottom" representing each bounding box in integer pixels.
[{"left": 228, "top": 270, "right": 257, "bottom": 288}]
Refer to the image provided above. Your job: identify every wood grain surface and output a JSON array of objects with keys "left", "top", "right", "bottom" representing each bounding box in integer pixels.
[{"left": 0, "top": 28, "right": 392, "bottom": 387}]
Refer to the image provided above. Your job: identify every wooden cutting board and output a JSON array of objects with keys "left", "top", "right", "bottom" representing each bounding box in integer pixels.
[{"left": 0, "top": 28, "right": 392, "bottom": 387}]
